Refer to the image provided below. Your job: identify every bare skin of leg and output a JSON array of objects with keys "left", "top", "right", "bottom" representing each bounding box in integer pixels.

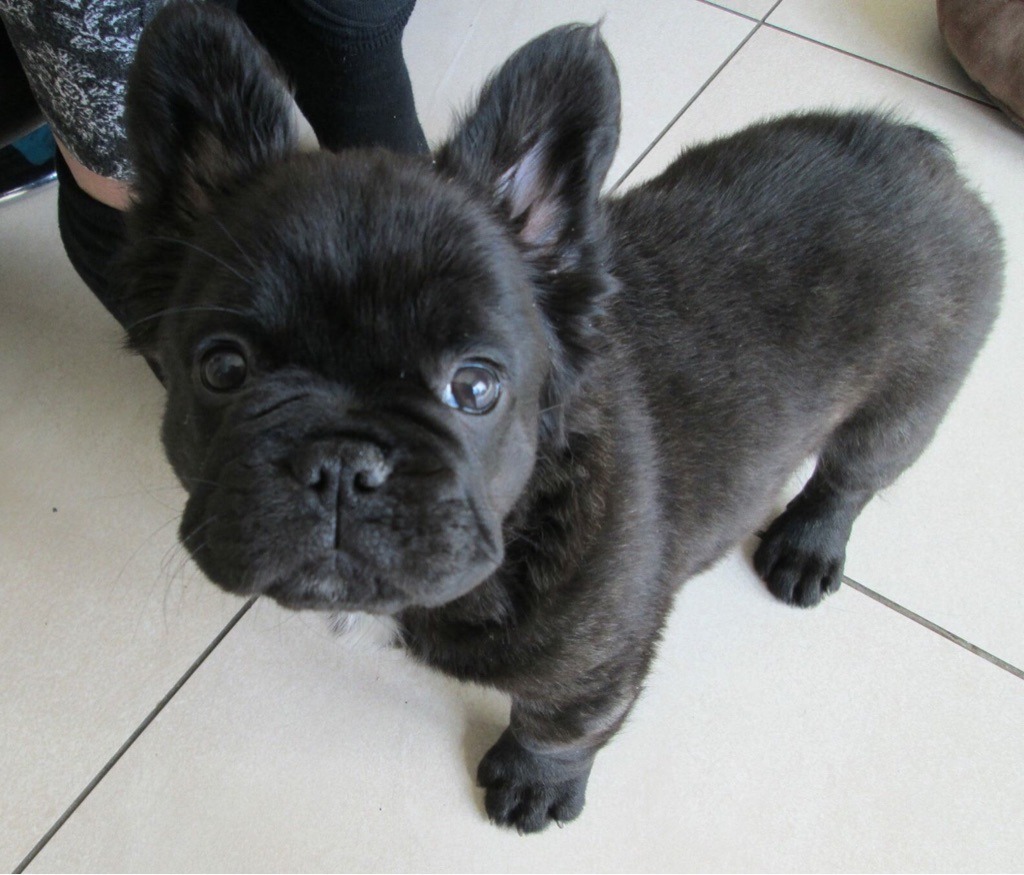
[
  {"left": 53, "top": 106, "right": 319, "bottom": 212},
  {"left": 55, "top": 139, "right": 131, "bottom": 211}
]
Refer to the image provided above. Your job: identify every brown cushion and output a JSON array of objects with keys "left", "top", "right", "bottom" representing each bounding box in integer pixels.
[{"left": 937, "top": 0, "right": 1024, "bottom": 128}]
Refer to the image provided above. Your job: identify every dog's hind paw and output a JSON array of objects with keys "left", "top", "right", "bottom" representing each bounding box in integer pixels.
[
  {"left": 477, "top": 729, "right": 592, "bottom": 833},
  {"left": 753, "top": 511, "right": 848, "bottom": 608}
]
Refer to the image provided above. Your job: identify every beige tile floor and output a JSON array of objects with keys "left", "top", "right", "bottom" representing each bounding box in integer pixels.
[{"left": 1, "top": 0, "right": 1021, "bottom": 870}]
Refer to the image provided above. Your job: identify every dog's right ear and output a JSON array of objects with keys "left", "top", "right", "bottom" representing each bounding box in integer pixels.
[
  {"left": 126, "top": 0, "right": 307, "bottom": 227},
  {"left": 122, "top": 0, "right": 313, "bottom": 357}
]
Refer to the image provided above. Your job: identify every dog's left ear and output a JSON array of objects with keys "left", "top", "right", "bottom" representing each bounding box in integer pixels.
[
  {"left": 436, "top": 25, "right": 620, "bottom": 443},
  {"left": 436, "top": 24, "right": 620, "bottom": 272}
]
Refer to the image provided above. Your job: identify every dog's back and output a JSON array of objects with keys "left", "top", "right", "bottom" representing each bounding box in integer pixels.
[{"left": 605, "top": 112, "right": 1002, "bottom": 583}]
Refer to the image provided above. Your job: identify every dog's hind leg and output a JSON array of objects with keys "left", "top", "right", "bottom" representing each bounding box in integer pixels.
[{"left": 753, "top": 370, "right": 969, "bottom": 608}]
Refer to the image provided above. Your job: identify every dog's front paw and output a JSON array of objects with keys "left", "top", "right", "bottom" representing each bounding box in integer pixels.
[
  {"left": 754, "top": 510, "right": 847, "bottom": 608},
  {"left": 477, "top": 729, "right": 593, "bottom": 833}
]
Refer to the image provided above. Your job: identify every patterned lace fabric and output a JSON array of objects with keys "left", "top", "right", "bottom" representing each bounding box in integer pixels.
[{"left": 0, "top": 0, "right": 172, "bottom": 180}]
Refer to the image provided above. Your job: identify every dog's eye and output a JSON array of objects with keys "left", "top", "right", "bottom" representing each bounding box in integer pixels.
[
  {"left": 199, "top": 345, "right": 248, "bottom": 393},
  {"left": 443, "top": 364, "right": 501, "bottom": 415}
]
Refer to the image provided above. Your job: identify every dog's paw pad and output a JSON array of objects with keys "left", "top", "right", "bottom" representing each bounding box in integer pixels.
[
  {"left": 482, "top": 772, "right": 587, "bottom": 834},
  {"left": 755, "top": 546, "right": 842, "bottom": 607},
  {"left": 754, "top": 514, "right": 847, "bottom": 608},
  {"left": 477, "top": 730, "right": 590, "bottom": 833}
]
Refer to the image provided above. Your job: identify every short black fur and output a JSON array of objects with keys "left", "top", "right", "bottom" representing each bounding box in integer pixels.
[{"left": 122, "top": 1, "right": 1003, "bottom": 833}]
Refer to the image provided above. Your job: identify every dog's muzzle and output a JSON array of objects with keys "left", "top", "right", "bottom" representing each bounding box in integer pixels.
[{"left": 177, "top": 384, "right": 504, "bottom": 613}]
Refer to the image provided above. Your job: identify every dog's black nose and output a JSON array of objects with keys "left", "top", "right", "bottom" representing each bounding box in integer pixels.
[{"left": 290, "top": 438, "right": 392, "bottom": 505}]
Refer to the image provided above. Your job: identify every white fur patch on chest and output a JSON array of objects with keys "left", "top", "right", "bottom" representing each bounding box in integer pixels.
[{"left": 327, "top": 612, "right": 402, "bottom": 650}]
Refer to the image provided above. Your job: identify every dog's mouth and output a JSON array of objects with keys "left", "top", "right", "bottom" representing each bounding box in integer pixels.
[
  {"left": 264, "top": 585, "right": 407, "bottom": 615},
  {"left": 258, "top": 556, "right": 495, "bottom": 615},
  {"left": 179, "top": 463, "right": 505, "bottom": 614},
  {"left": 186, "top": 522, "right": 503, "bottom": 614}
]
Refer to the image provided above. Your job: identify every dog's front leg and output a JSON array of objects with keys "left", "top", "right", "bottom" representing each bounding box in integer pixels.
[{"left": 477, "top": 688, "right": 636, "bottom": 833}]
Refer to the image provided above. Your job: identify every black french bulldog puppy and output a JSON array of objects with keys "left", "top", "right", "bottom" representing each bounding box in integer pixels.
[{"left": 122, "top": 1, "right": 1002, "bottom": 833}]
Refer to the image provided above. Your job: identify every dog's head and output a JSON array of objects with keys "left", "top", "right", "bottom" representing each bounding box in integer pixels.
[{"left": 122, "top": 1, "right": 620, "bottom": 613}]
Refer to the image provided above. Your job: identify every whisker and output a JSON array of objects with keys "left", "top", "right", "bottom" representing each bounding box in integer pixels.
[
  {"left": 148, "top": 234, "right": 253, "bottom": 285},
  {"left": 210, "top": 216, "right": 259, "bottom": 273},
  {"left": 124, "top": 304, "right": 249, "bottom": 332},
  {"left": 182, "top": 477, "right": 224, "bottom": 490},
  {"left": 157, "top": 516, "right": 216, "bottom": 597},
  {"left": 118, "top": 512, "right": 185, "bottom": 638},
  {"left": 248, "top": 394, "right": 310, "bottom": 422},
  {"left": 503, "top": 530, "right": 542, "bottom": 551},
  {"left": 179, "top": 515, "right": 219, "bottom": 549},
  {"left": 116, "top": 516, "right": 180, "bottom": 596}
]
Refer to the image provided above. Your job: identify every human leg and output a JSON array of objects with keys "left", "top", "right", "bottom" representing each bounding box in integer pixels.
[{"left": 236, "top": 0, "right": 427, "bottom": 153}]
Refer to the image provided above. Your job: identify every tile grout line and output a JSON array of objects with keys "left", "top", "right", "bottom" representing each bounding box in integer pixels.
[
  {"left": 842, "top": 575, "right": 1024, "bottom": 682},
  {"left": 753, "top": 529, "right": 1024, "bottom": 680},
  {"left": 608, "top": 0, "right": 785, "bottom": 195},
  {"left": 693, "top": 0, "right": 760, "bottom": 24},
  {"left": 614, "top": 2, "right": 999, "bottom": 197},
  {"left": 14, "top": 597, "right": 258, "bottom": 874},
  {"left": 760, "top": 21, "right": 996, "bottom": 110},
  {"left": 701, "top": 0, "right": 997, "bottom": 110}
]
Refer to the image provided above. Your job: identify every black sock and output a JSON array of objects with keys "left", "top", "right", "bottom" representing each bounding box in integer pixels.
[
  {"left": 236, "top": 0, "right": 428, "bottom": 154},
  {"left": 55, "top": 152, "right": 164, "bottom": 381},
  {"left": 55, "top": 150, "right": 129, "bottom": 327}
]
